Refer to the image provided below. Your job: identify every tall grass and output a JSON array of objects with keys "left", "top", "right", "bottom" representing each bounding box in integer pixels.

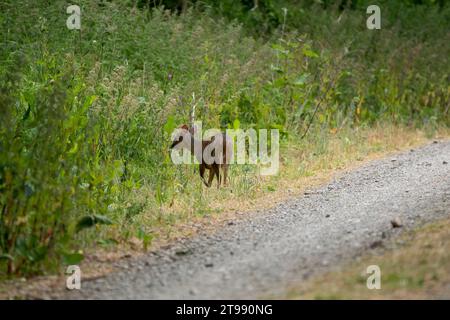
[{"left": 0, "top": 0, "right": 449, "bottom": 276}]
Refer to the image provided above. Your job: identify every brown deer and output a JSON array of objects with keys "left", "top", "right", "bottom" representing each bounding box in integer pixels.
[{"left": 170, "top": 124, "right": 233, "bottom": 188}]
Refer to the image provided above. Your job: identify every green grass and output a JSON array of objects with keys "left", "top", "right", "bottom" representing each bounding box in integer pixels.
[{"left": 0, "top": 0, "right": 449, "bottom": 276}]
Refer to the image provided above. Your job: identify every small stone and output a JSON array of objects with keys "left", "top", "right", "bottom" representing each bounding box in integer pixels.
[
  {"left": 175, "top": 249, "right": 191, "bottom": 256},
  {"left": 205, "top": 262, "right": 214, "bottom": 268},
  {"left": 391, "top": 218, "right": 403, "bottom": 228},
  {"left": 325, "top": 214, "right": 330, "bottom": 218},
  {"left": 370, "top": 240, "right": 383, "bottom": 249},
  {"left": 443, "top": 161, "right": 448, "bottom": 165},
  {"left": 433, "top": 140, "right": 438, "bottom": 144}
]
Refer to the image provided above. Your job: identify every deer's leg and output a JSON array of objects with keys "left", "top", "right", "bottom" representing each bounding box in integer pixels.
[
  {"left": 222, "top": 164, "right": 228, "bottom": 186},
  {"left": 199, "top": 164, "right": 209, "bottom": 187},
  {"left": 206, "top": 168, "right": 214, "bottom": 188},
  {"left": 214, "top": 165, "right": 221, "bottom": 189}
]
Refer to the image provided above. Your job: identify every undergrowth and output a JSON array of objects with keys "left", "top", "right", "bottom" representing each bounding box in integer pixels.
[{"left": 0, "top": 0, "right": 449, "bottom": 276}]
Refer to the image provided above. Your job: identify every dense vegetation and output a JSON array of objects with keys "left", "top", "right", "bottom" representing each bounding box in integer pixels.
[{"left": 0, "top": 0, "right": 449, "bottom": 276}]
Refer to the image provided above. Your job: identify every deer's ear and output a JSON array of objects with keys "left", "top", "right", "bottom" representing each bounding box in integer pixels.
[{"left": 181, "top": 124, "right": 189, "bottom": 130}]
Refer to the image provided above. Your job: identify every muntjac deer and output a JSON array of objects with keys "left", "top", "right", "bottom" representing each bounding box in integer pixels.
[{"left": 170, "top": 124, "right": 233, "bottom": 188}]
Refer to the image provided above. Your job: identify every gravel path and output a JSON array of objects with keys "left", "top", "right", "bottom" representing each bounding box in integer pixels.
[{"left": 64, "top": 140, "right": 450, "bottom": 299}]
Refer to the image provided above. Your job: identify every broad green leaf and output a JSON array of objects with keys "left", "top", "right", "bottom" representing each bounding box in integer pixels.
[
  {"left": 302, "top": 47, "right": 319, "bottom": 58},
  {"left": 233, "top": 119, "right": 240, "bottom": 130},
  {"left": 82, "top": 95, "right": 97, "bottom": 112},
  {"left": 76, "top": 216, "right": 96, "bottom": 232},
  {"left": 273, "top": 77, "right": 287, "bottom": 88},
  {"left": 93, "top": 214, "right": 113, "bottom": 225},
  {"left": 163, "top": 115, "right": 176, "bottom": 135},
  {"left": 68, "top": 142, "right": 78, "bottom": 154},
  {"left": 76, "top": 215, "right": 112, "bottom": 233},
  {"left": 63, "top": 252, "right": 84, "bottom": 265},
  {"left": 271, "top": 43, "right": 288, "bottom": 54}
]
